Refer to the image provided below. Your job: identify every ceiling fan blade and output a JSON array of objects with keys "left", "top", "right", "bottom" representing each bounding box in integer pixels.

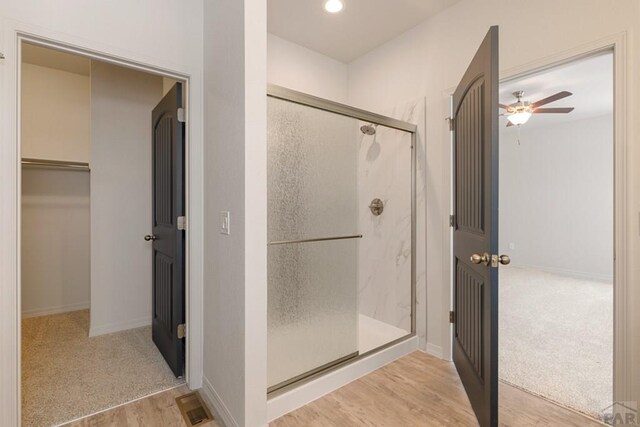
[
  {"left": 499, "top": 103, "right": 512, "bottom": 110},
  {"left": 531, "top": 91, "right": 573, "bottom": 108},
  {"left": 533, "top": 107, "right": 575, "bottom": 114}
]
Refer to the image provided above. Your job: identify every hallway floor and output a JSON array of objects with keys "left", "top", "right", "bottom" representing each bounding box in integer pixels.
[
  {"left": 22, "top": 310, "right": 183, "bottom": 426},
  {"left": 66, "top": 351, "right": 603, "bottom": 426},
  {"left": 271, "top": 351, "right": 603, "bottom": 427},
  {"left": 499, "top": 266, "right": 613, "bottom": 420}
]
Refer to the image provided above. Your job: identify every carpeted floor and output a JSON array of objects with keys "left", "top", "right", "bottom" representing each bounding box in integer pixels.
[
  {"left": 499, "top": 266, "right": 613, "bottom": 420},
  {"left": 22, "top": 310, "right": 184, "bottom": 427}
]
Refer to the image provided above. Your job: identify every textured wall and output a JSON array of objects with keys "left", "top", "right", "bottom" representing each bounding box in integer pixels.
[
  {"left": 267, "top": 33, "right": 349, "bottom": 103},
  {"left": 499, "top": 114, "right": 613, "bottom": 280},
  {"left": 90, "top": 61, "right": 163, "bottom": 336},
  {"left": 21, "top": 63, "right": 90, "bottom": 163},
  {"left": 20, "top": 62, "right": 91, "bottom": 317},
  {"left": 21, "top": 168, "right": 90, "bottom": 316}
]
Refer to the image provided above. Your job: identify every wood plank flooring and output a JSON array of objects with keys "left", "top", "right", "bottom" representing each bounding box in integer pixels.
[
  {"left": 62, "top": 386, "right": 222, "bottom": 427},
  {"left": 65, "top": 352, "right": 604, "bottom": 427},
  {"left": 271, "top": 351, "right": 604, "bottom": 427}
]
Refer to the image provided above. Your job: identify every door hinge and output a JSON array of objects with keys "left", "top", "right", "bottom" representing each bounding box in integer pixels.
[
  {"left": 449, "top": 311, "right": 455, "bottom": 324},
  {"left": 446, "top": 117, "right": 454, "bottom": 131},
  {"left": 177, "top": 323, "right": 186, "bottom": 339},
  {"left": 449, "top": 214, "right": 455, "bottom": 227},
  {"left": 177, "top": 107, "right": 185, "bottom": 123},
  {"left": 177, "top": 216, "right": 186, "bottom": 231}
]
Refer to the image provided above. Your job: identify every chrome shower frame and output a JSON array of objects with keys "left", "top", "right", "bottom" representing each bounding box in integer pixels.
[{"left": 266, "top": 84, "right": 418, "bottom": 395}]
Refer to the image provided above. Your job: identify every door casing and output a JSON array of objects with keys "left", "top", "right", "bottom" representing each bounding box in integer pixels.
[
  {"left": 10, "top": 32, "right": 202, "bottom": 422},
  {"left": 446, "top": 32, "right": 629, "bottom": 404}
]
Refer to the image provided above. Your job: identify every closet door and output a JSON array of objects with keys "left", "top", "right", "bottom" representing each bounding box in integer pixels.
[{"left": 149, "top": 83, "right": 185, "bottom": 377}]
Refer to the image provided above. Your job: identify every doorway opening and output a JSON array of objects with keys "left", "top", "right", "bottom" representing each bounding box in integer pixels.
[
  {"left": 20, "top": 42, "right": 188, "bottom": 426},
  {"left": 498, "top": 51, "right": 614, "bottom": 421}
]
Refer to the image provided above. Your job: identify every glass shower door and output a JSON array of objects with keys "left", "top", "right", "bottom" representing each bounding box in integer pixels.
[{"left": 267, "top": 96, "right": 359, "bottom": 391}]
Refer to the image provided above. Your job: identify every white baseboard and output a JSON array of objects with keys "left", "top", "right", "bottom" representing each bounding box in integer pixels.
[
  {"left": 200, "top": 375, "right": 239, "bottom": 427},
  {"left": 21, "top": 302, "right": 89, "bottom": 318},
  {"left": 267, "top": 335, "right": 419, "bottom": 422},
  {"left": 89, "top": 316, "right": 151, "bottom": 337},
  {"left": 425, "top": 342, "right": 444, "bottom": 359}
]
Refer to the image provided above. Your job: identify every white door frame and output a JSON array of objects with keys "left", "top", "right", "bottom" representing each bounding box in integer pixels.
[
  {"left": 445, "top": 32, "right": 629, "bottom": 403},
  {"left": 0, "top": 26, "right": 204, "bottom": 425}
]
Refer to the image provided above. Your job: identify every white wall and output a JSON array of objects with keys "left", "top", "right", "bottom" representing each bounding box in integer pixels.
[
  {"left": 268, "top": 33, "right": 348, "bottom": 103},
  {"left": 203, "top": 0, "right": 267, "bottom": 426},
  {"left": 20, "top": 62, "right": 91, "bottom": 317},
  {"left": 21, "top": 63, "right": 90, "bottom": 162},
  {"left": 500, "top": 115, "right": 613, "bottom": 280},
  {"left": 346, "top": 0, "right": 639, "bottom": 404},
  {"left": 0, "top": 2, "right": 205, "bottom": 422},
  {"left": 89, "top": 61, "right": 163, "bottom": 336},
  {"left": 21, "top": 168, "right": 90, "bottom": 317}
]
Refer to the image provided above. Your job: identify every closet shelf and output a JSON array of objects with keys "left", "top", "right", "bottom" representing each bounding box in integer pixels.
[{"left": 21, "top": 158, "right": 90, "bottom": 171}]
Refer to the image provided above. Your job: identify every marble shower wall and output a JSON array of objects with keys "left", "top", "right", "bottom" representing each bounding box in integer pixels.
[{"left": 357, "top": 98, "right": 427, "bottom": 340}]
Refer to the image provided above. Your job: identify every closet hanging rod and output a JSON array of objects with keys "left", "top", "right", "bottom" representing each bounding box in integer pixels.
[{"left": 21, "top": 158, "right": 90, "bottom": 171}]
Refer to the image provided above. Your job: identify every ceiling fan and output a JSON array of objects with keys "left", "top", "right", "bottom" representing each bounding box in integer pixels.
[{"left": 499, "top": 90, "right": 574, "bottom": 127}]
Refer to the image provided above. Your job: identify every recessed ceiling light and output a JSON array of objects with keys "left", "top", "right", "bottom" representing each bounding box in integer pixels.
[{"left": 324, "top": 0, "right": 344, "bottom": 13}]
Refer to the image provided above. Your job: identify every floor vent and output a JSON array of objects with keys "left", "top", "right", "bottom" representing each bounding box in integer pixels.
[{"left": 176, "top": 391, "right": 214, "bottom": 426}]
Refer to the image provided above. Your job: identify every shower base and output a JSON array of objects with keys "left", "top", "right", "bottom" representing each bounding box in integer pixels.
[
  {"left": 267, "top": 327, "right": 417, "bottom": 421},
  {"left": 358, "top": 314, "right": 409, "bottom": 354}
]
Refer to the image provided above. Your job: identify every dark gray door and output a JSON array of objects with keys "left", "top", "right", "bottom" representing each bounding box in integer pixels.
[
  {"left": 150, "top": 83, "right": 185, "bottom": 377},
  {"left": 452, "top": 26, "right": 500, "bottom": 427}
]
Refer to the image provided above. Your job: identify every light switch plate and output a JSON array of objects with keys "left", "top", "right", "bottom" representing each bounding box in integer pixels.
[{"left": 220, "top": 211, "right": 230, "bottom": 235}]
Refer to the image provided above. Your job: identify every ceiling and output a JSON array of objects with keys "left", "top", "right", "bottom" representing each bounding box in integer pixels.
[
  {"left": 268, "top": 0, "right": 461, "bottom": 63},
  {"left": 500, "top": 52, "right": 613, "bottom": 130},
  {"left": 22, "top": 43, "right": 90, "bottom": 76}
]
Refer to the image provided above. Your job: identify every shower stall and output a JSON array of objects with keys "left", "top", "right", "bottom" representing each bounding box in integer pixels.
[{"left": 267, "top": 85, "right": 417, "bottom": 393}]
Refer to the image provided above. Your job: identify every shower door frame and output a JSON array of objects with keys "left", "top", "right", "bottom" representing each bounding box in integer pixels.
[{"left": 266, "top": 84, "right": 418, "bottom": 395}]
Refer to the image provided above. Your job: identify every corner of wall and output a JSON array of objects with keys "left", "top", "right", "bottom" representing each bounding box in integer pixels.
[{"left": 200, "top": 375, "right": 240, "bottom": 427}]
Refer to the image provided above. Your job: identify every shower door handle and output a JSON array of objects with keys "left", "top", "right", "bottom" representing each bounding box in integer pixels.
[{"left": 268, "top": 234, "right": 362, "bottom": 246}]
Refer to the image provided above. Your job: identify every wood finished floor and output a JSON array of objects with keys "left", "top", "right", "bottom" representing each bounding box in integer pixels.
[
  {"left": 66, "top": 352, "right": 603, "bottom": 427},
  {"left": 62, "top": 386, "right": 222, "bottom": 427}
]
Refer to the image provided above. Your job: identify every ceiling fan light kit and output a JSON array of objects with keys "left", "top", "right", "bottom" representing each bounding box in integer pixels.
[
  {"left": 507, "top": 111, "right": 532, "bottom": 126},
  {"left": 499, "top": 90, "right": 575, "bottom": 127}
]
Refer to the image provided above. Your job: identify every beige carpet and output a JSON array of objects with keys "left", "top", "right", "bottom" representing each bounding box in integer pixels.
[
  {"left": 22, "top": 310, "right": 184, "bottom": 427},
  {"left": 499, "top": 266, "right": 613, "bottom": 420}
]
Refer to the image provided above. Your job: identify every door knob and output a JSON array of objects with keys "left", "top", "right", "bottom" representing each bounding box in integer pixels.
[
  {"left": 144, "top": 234, "right": 157, "bottom": 241},
  {"left": 470, "top": 253, "right": 490, "bottom": 266},
  {"left": 490, "top": 254, "right": 511, "bottom": 267},
  {"left": 498, "top": 255, "right": 511, "bottom": 265}
]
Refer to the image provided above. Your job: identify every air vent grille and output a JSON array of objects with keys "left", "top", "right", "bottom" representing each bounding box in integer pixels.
[{"left": 175, "top": 391, "right": 214, "bottom": 426}]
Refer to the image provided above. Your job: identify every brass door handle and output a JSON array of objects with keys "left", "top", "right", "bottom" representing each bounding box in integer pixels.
[
  {"left": 144, "top": 234, "right": 157, "bottom": 241},
  {"left": 490, "top": 254, "right": 511, "bottom": 267},
  {"left": 470, "top": 253, "right": 490, "bottom": 266},
  {"left": 498, "top": 255, "right": 511, "bottom": 265}
]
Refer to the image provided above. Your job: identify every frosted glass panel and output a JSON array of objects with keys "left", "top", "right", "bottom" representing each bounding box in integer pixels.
[
  {"left": 267, "top": 97, "right": 359, "bottom": 389},
  {"left": 267, "top": 239, "right": 358, "bottom": 388},
  {"left": 268, "top": 97, "right": 358, "bottom": 241}
]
